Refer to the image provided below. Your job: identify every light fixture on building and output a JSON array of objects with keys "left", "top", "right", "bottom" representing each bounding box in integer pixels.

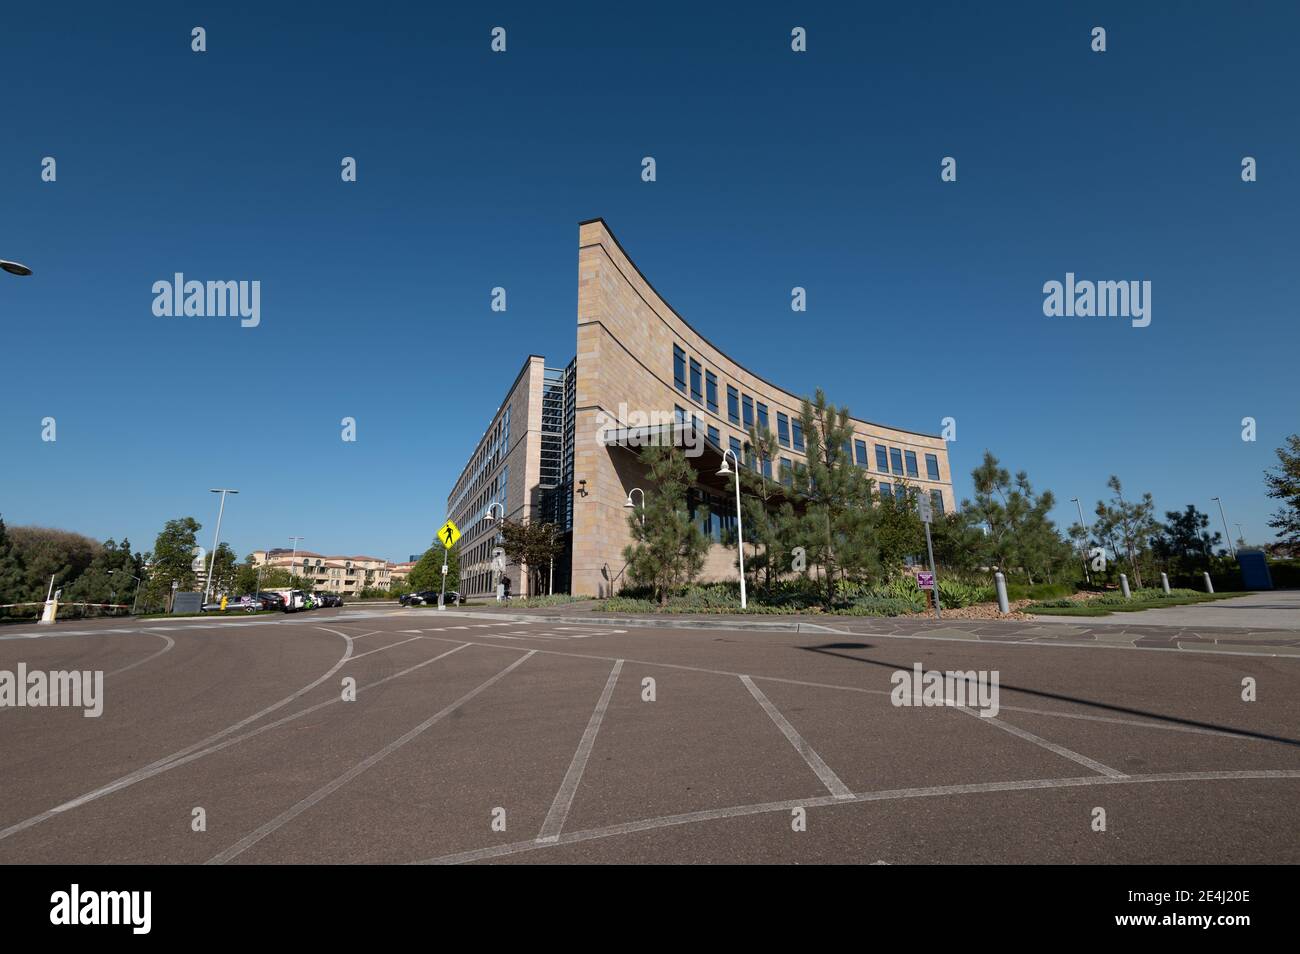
[{"left": 578, "top": 479, "right": 588, "bottom": 497}]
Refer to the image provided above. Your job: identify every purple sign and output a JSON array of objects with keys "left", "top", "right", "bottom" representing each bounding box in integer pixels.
[{"left": 916, "top": 571, "right": 935, "bottom": 590}]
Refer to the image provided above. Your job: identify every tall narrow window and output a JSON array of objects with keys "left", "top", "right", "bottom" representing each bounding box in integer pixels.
[
  {"left": 742, "top": 395, "right": 754, "bottom": 429},
  {"left": 673, "top": 345, "right": 686, "bottom": 393},
  {"left": 890, "top": 447, "right": 904, "bottom": 475},
  {"left": 875, "top": 444, "right": 889, "bottom": 473},
  {"left": 879, "top": 481, "right": 892, "bottom": 500},
  {"left": 707, "top": 425, "right": 720, "bottom": 447},
  {"left": 925, "top": 453, "right": 940, "bottom": 480},
  {"left": 727, "top": 386, "right": 739, "bottom": 424},
  {"left": 792, "top": 419, "right": 805, "bottom": 452},
  {"left": 930, "top": 489, "right": 945, "bottom": 516},
  {"left": 689, "top": 358, "right": 702, "bottom": 402},
  {"left": 854, "top": 439, "right": 868, "bottom": 468},
  {"left": 729, "top": 436, "right": 742, "bottom": 464},
  {"left": 705, "top": 371, "right": 718, "bottom": 413},
  {"left": 756, "top": 402, "right": 769, "bottom": 435},
  {"left": 777, "top": 413, "right": 790, "bottom": 447},
  {"left": 780, "top": 458, "right": 793, "bottom": 487},
  {"left": 905, "top": 450, "right": 918, "bottom": 477}
]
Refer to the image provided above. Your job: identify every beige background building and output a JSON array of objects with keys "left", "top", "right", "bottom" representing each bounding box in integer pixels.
[{"left": 447, "top": 219, "right": 953, "bottom": 599}]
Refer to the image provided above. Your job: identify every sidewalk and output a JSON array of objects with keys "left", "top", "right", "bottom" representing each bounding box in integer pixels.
[{"left": 388, "top": 599, "right": 1300, "bottom": 657}]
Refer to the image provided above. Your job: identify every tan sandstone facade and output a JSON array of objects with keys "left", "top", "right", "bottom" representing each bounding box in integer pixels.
[{"left": 447, "top": 219, "right": 953, "bottom": 599}]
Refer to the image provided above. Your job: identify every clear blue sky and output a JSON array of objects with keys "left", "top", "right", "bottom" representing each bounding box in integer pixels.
[{"left": 1, "top": 1, "right": 1295, "bottom": 561}]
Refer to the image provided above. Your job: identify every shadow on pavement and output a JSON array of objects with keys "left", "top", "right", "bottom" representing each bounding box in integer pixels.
[{"left": 799, "top": 643, "right": 1300, "bottom": 749}]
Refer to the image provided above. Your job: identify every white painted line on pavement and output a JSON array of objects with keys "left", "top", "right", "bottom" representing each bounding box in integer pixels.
[
  {"left": 957, "top": 707, "right": 1127, "bottom": 778},
  {"left": 0, "top": 626, "right": 358, "bottom": 841},
  {"left": 417, "top": 768, "right": 1300, "bottom": 865},
  {"left": 537, "top": 659, "right": 624, "bottom": 843},
  {"left": 206, "top": 649, "right": 538, "bottom": 865},
  {"left": 347, "top": 635, "right": 420, "bottom": 661},
  {"left": 740, "top": 674, "right": 853, "bottom": 799}
]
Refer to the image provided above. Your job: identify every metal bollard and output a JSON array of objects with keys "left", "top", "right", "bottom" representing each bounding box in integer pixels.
[
  {"left": 1160, "top": 572, "right": 1171, "bottom": 595},
  {"left": 1120, "top": 573, "right": 1131, "bottom": 599},
  {"left": 994, "top": 571, "right": 1010, "bottom": 614},
  {"left": 1203, "top": 571, "right": 1214, "bottom": 594}
]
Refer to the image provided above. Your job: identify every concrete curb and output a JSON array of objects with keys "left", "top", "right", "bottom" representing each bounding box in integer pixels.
[{"left": 387, "top": 607, "right": 844, "bottom": 634}]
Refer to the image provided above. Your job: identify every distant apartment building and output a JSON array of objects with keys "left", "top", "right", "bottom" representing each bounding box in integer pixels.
[
  {"left": 445, "top": 219, "right": 953, "bottom": 600},
  {"left": 251, "top": 550, "right": 395, "bottom": 596}
]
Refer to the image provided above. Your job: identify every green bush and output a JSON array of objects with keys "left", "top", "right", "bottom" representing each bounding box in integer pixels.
[{"left": 507, "top": 594, "right": 590, "bottom": 608}]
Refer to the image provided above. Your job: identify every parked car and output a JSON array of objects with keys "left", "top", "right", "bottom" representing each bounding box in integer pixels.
[
  {"left": 274, "top": 589, "right": 307, "bottom": 612},
  {"left": 401, "top": 590, "right": 442, "bottom": 606},
  {"left": 256, "top": 591, "right": 287, "bottom": 611},
  {"left": 314, "top": 592, "right": 342, "bottom": 608}
]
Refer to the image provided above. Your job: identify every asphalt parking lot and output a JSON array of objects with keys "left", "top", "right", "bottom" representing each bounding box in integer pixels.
[{"left": 1, "top": 606, "right": 1297, "bottom": 864}]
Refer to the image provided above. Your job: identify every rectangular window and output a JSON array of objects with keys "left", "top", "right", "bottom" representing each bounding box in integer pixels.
[
  {"left": 890, "top": 447, "right": 904, "bottom": 475},
  {"left": 727, "top": 386, "right": 740, "bottom": 424},
  {"left": 875, "top": 444, "right": 889, "bottom": 473},
  {"left": 930, "top": 489, "right": 945, "bottom": 516},
  {"left": 742, "top": 395, "right": 754, "bottom": 429},
  {"left": 674, "top": 405, "right": 686, "bottom": 424},
  {"left": 729, "top": 436, "right": 741, "bottom": 464},
  {"left": 854, "top": 439, "right": 868, "bottom": 468},
  {"left": 762, "top": 455, "right": 772, "bottom": 480},
  {"left": 689, "top": 359, "right": 702, "bottom": 402},
  {"left": 905, "top": 450, "right": 919, "bottom": 477},
  {"left": 780, "top": 458, "right": 793, "bottom": 487},
  {"left": 673, "top": 345, "right": 686, "bottom": 393},
  {"left": 705, "top": 371, "right": 719, "bottom": 414},
  {"left": 707, "top": 425, "right": 720, "bottom": 448},
  {"left": 777, "top": 413, "right": 790, "bottom": 447},
  {"left": 879, "top": 481, "right": 892, "bottom": 500},
  {"left": 925, "top": 453, "right": 940, "bottom": 480},
  {"left": 756, "top": 402, "right": 769, "bottom": 435},
  {"left": 743, "top": 441, "right": 756, "bottom": 470},
  {"left": 792, "top": 419, "right": 805, "bottom": 452}
]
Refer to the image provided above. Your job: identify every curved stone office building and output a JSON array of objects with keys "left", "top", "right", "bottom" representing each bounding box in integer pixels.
[{"left": 447, "top": 219, "right": 953, "bottom": 599}]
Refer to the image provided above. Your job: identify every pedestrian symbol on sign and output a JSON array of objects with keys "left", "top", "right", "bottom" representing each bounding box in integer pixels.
[{"left": 438, "top": 520, "right": 461, "bottom": 549}]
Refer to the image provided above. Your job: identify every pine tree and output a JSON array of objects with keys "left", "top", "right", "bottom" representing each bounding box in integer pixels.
[
  {"left": 790, "top": 391, "right": 877, "bottom": 608},
  {"left": 624, "top": 445, "right": 709, "bottom": 603},
  {"left": 1264, "top": 434, "right": 1300, "bottom": 549},
  {"left": 0, "top": 518, "right": 26, "bottom": 609}
]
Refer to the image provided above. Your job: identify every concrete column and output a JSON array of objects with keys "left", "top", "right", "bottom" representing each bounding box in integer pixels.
[
  {"left": 1120, "top": 574, "right": 1131, "bottom": 599},
  {"left": 1203, "top": 571, "right": 1214, "bottom": 594},
  {"left": 1160, "top": 572, "right": 1171, "bottom": 594}
]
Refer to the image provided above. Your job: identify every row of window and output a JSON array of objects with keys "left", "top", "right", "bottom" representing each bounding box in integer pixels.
[{"left": 673, "top": 344, "right": 942, "bottom": 481}]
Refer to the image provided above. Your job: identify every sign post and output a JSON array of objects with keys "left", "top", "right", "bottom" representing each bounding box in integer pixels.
[
  {"left": 437, "top": 519, "right": 461, "bottom": 611},
  {"left": 916, "top": 493, "right": 942, "bottom": 620}
]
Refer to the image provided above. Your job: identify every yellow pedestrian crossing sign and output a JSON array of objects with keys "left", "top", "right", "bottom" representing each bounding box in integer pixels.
[{"left": 438, "top": 520, "right": 461, "bottom": 549}]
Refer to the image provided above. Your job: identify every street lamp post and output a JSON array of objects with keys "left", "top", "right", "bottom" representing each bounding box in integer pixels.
[
  {"left": 624, "top": 488, "right": 646, "bottom": 527},
  {"left": 1211, "top": 497, "right": 1236, "bottom": 559},
  {"left": 716, "top": 450, "right": 747, "bottom": 610},
  {"left": 288, "top": 536, "right": 304, "bottom": 586},
  {"left": 486, "top": 503, "right": 505, "bottom": 601},
  {"left": 204, "top": 489, "right": 238, "bottom": 603},
  {"left": 1235, "top": 523, "right": 1245, "bottom": 550},
  {"left": 108, "top": 570, "right": 143, "bottom": 615},
  {"left": 1070, "top": 497, "right": 1090, "bottom": 584}
]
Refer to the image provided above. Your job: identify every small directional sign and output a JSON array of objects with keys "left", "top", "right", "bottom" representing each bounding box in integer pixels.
[
  {"left": 916, "top": 493, "right": 933, "bottom": 525},
  {"left": 438, "top": 519, "right": 461, "bottom": 549}
]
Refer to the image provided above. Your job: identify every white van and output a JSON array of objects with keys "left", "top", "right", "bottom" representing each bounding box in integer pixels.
[{"left": 273, "top": 588, "right": 307, "bottom": 612}]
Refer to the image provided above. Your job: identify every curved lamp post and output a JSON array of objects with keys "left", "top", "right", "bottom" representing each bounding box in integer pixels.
[
  {"left": 623, "top": 487, "right": 645, "bottom": 527},
  {"left": 716, "top": 449, "right": 747, "bottom": 609}
]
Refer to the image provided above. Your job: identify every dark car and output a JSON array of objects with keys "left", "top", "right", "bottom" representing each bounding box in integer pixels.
[
  {"left": 255, "top": 591, "right": 287, "bottom": 611},
  {"left": 401, "top": 590, "right": 442, "bottom": 606},
  {"left": 315, "top": 593, "right": 342, "bottom": 608}
]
